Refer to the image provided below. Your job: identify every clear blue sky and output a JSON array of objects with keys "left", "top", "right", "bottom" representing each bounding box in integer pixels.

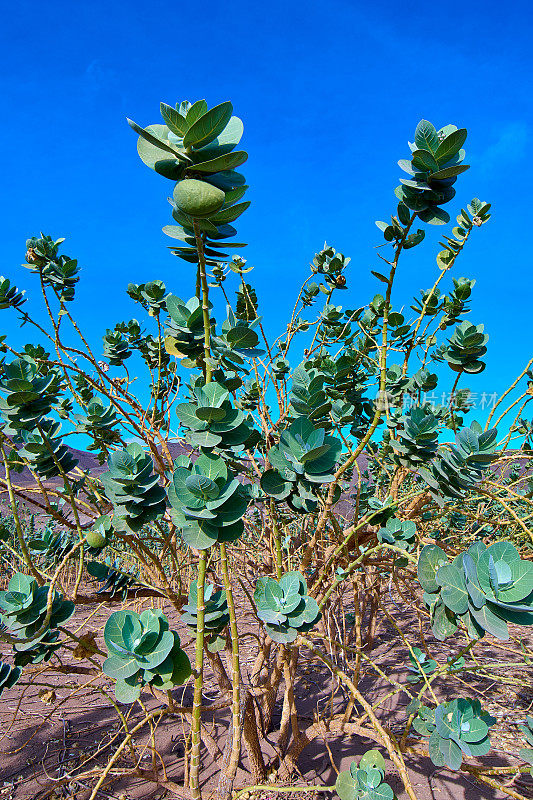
[{"left": 1, "top": 0, "right": 532, "bottom": 426}]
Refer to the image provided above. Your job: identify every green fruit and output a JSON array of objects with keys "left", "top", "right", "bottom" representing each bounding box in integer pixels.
[
  {"left": 85, "top": 530, "right": 106, "bottom": 549},
  {"left": 173, "top": 179, "right": 225, "bottom": 218}
]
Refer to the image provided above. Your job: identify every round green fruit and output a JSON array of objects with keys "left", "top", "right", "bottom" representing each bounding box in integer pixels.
[
  {"left": 85, "top": 530, "right": 106, "bottom": 549},
  {"left": 173, "top": 179, "right": 225, "bottom": 218}
]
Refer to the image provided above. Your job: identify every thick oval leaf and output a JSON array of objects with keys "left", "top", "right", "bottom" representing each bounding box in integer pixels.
[
  {"left": 414, "top": 120, "right": 439, "bottom": 153},
  {"left": 162, "top": 225, "right": 190, "bottom": 241},
  {"left": 221, "top": 186, "right": 247, "bottom": 206},
  {"left": 498, "top": 560, "right": 533, "bottom": 602},
  {"left": 362, "top": 766, "right": 383, "bottom": 788},
  {"left": 359, "top": 749, "right": 386, "bottom": 774},
  {"left": 431, "top": 599, "right": 458, "bottom": 640},
  {"left": 8, "top": 574, "right": 33, "bottom": 595},
  {"left": 103, "top": 654, "right": 140, "bottom": 680},
  {"left": 279, "top": 572, "right": 306, "bottom": 597},
  {"left": 335, "top": 771, "right": 357, "bottom": 800},
  {"left": 181, "top": 521, "right": 218, "bottom": 550},
  {"left": 290, "top": 595, "right": 320, "bottom": 626},
  {"left": 264, "top": 623, "right": 297, "bottom": 644},
  {"left": 264, "top": 578, "right": 283, "bottom": 608},
  {"left": 461, "top": 717, "right": 489, "bottom": 744},
  {"left": 183, "top": 102, "right": 233, "bottom": 149},
  {"left": 127, "top": 119, "right": 181, "bottom": 157},
  {"left": 187, "top": 430, "right": 222, "bottom": 448},
  {"left": 468, "top": 603, "right": 509, "bottom": 640},
  {"left": 140, "top": 629, "right": 175, "bottom": 669},
  {"left": 104, "top": 610, "right": 139, "bottom": 652},
  {"left": 203, "top": 171, "right": 247, "bottom": 191},
  {"left": 412, "top": 149, "right": 439, "bottom": 172},
  {"left": 418, "top": 545, "right": 448, "bottom": 593},
  {"left": 193, "top": 151, "right": 248, "bottom": 174},
  {"left": 371, "top": 783, "right": 394, "bottom": 800},
  {"left": 260, "top": 469, "right": 291, "bottom": 500},
  {"left": 467, "top": 737, "right": 492, "bottom": 757},
  {"left": 439, "top": 736, "right": 463, "bottom": 770},
  {"left": 164, "top": 647, "right": 192, "bottom": 687},
  {"left": 217, "top": 520, "right": 244, "bottom": 543},
  {"left": 160, "top": 103, "right": 187, "bottom": 136},
  {"left": 192, "top": 117, "right": 243, "bottom": 162},
  {"left": 428, "top": 730, "right": 446, "bottom": 766},
  {"left": 437, "top": 563, "right": 469, "bottom": 614},
  {"left": 195, "top": 451, "right": 227, "bottom": 483},
  {"left": 434, "top": 129, "right": 468, "bottom": 165},
  {"left": 175, "top": 403, "right": 205, "bottom": 432},
  {"left": 418, "top": 207, "right": 450, "bottom": 225},
  {"left": 114, "top": 675, "right": 141, "bottom": 703},
  {"left": 487, "top": 541, "right": 521, "bottom": 564},
  {"left": 186, "top": 100, "right": 208, "bottom": 126},
  {"left": 226, "top": 325, "right": 258, "bottom": 348},
  {"left": 217, "top": 116, "right": 244, "bottom": 146},
  {"left": 430, "top": 164, "right": 470, "bottom": 180},
  {"left": 486, "top": 602, "right": 533, "bottom": 626},
  {"left": 258, "top": 608, "right": 287, "bottom": 624},
  {"left": 121, "top": 614, "right": 143, "bottom": 651},
  {"left": 190, "top": 142, "right": 237, "bottom": 163},
  {"left": 435, "top": 703, "right": 459, "bottom": 739}
]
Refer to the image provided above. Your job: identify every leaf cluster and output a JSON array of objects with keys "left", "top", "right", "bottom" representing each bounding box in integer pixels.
[
  {"left": 24, "top": 235, "right": 80, "bottom": 302},
  {"left": 0, "top": 276, "right": 26, "bottom": 311},
  {"left": 167, "top": 450, "right": 249, "bottom": 549},
  {"left": 254, "top": 571, "right": 320, "bottom": 643},
  {"left": 176, "top": 379, "right": 258, "bottom": 451},
  {"left": 181, "top": 580, "right": 229, "bottom": 652},
  {"left": 420, "top": 422, "right": 498, "bottom": 506},
  {"left": 378, "top": 518, "right": 417, "bottom": 553},
  {"left": 391, "top": 407, "right": 440, "bottom": 469},
  {"left": 405, "top": 647, "right": 438, "bottom": 683},
  {"left": 87, "top": 558, "right": 139, "bottom": 600},
  {"left": 0, "top": 573, "right": 74, "bottom": 664},
  {"left": 335, "top": 749, "right": 395, "bottom": 800},
  {"left": 0, "top": 357, "right": 62, "bottom": 434},
  {"left": 412, "top": 698, "right": 495, "bottom": 770},
  {"left": 103, "top": 608, "right": 191, "bottom": 702},
  {"left": 261, "top": 418, "right": 342, "bottom": 513},
  {"left": 396, "top": 121, "right": 469, "bottom": 226},
  {"left": 28, "top": 523, "right": 74, "bottom": 562},
  {"left": 18, "top": 417, "right": 78, "bottom": 479},
  {"left": 129, "top": 99, "right": 249, "bottom": 264},
  {"left": 418, "top": 540, "right": 533, "bottom": 640},
  {"left": 100, "top": 443, "right": 166, "bottom": 532},
  {"left": 445, "top": 322, "right": 488, "bottom": 374}
]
